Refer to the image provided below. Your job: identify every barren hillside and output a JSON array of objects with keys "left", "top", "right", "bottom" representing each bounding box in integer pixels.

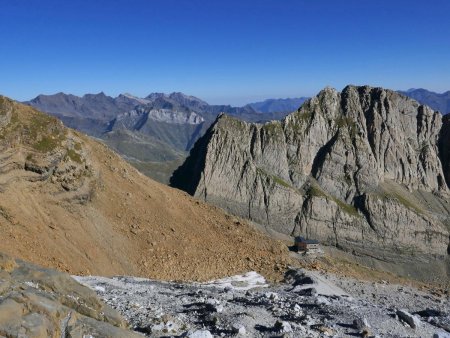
[{"left": 0, "top": 96, "right": 293, "bottom": 282}]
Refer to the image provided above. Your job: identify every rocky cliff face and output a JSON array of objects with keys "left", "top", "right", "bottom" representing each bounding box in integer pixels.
[
  {"left": 110, "top": 106, "right": 206, "bottom": 151},
  {"left": 172, "top": 86, "right": 450, "bottom": 260}
]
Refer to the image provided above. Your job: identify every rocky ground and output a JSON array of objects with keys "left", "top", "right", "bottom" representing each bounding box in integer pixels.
[
  {"left": 76, "top": 268, "right": 450, "bottom": 338},
  {"left": 0, "top": 253, "right": 141, "bottom": 338}
]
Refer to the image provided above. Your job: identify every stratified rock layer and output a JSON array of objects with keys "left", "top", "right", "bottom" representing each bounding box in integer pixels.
[
  {"left": 172, "top": 86, "right": 450, "bottom": 260},
  {"left": 0, "top": 253, "right": 141, "bottom": 338}
]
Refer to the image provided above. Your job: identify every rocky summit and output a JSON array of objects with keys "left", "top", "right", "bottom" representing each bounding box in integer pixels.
[{"left": 172, "top": 85, "right": 450, "bottom": 283}]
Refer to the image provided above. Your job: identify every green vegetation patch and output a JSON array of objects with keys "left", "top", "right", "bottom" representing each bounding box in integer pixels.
[
  {"left": 9, "top": 111, "right": 19, "bottom": 125},
  {"left": 290, "top": 110, "right": 313, "bottom": 133},
  {"left": 374, "top": 190, "right": 424, "bottom": 215},
  {"left": 0, "top": 99, "right": 8, "bottom": 115},
  {"left": 219, "top": 115, "right": 247, "bottom": 131},
  {"left": 66, "top": 148, "right": 83, "bottom": 163},
  {"left": 28, "top": 114, "right": 61, "bottom": 135},
  {"left": 335, "top": 116, "right": 358, "bottom": 138},
  {"left": 0, "top": 103, "right": 66, "bottom": 153},
  {"left": 27, "top": 114, "right": 66, "bottom": 152},
  {"left": 261, "top": 122, "right": 284, "bottom": 139},
  {"left": 308, "top": 184, "right": 360, "bottom": 217},
  {"left": 33, "top": 136, "right": 61, "bottom": 152},
  {"left": 25, "top": 153, "right": 37, "bottom": 163},
  {"left": 391, "top": 192, "right": 422, "bottom": 214},
  {"left": 262, "top": 122, "right": 279, "bottom": 132},
  {"left": 74, "top": 142, "right": 82, "bottom": 151},
  {"left": 256, "top": 167, "right": 294, "bottom": 190}
]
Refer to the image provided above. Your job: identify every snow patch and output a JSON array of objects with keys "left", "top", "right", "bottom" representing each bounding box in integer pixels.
[
  {"left": 201, "top": 271, "right": 268, "bottom": 290},
  {"left": 93, "top": 285, "right": 106, "bottom": 292}
]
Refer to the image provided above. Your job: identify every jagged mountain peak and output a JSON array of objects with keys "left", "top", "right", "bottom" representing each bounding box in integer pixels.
[
  {"left": 145, "top": 92, "right": 167, "bottom": 100},
  {"left": 144, "top": 92, "right": 209, "bottom": 109},
  {"left": 29, "top": 91, "right": 76, "bottom": 102},
  {"left": 168, "top": 92, "right": 208, "bottom": 104},
  {"left": 117, "top": 93, "right": 151, "bottom": 105},
  {"left": 83, "top": 91, "right": 108, "bottom": 98},
  {"left": 172, "top": 85, "right": 450, "bottom": 281}
]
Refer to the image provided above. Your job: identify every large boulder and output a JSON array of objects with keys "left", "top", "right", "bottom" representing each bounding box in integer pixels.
[{"left": 0, "top": 253, "right": 141, "bottom": 338}]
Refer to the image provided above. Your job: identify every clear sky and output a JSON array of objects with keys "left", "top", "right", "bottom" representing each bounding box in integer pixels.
[{"left": 1, "top": 0, "right": 449, "bottom": 105}]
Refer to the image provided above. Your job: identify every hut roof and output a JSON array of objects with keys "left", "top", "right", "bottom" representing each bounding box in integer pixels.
[{"left": 295, "top": 236, "right": 319, "bottom": 244}]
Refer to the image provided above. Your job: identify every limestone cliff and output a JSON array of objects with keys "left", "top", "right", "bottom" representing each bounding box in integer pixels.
[{"left": 172, "top": 86, "right": 450, "bottom": 260}]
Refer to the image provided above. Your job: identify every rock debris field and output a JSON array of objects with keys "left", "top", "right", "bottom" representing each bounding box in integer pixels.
[{"left": 75, "top": 269, "right": 450, "bottom": 337}]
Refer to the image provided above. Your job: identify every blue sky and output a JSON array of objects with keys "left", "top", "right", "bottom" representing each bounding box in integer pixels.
[{"left": 1, "top": 0, "right": 449, "bottom": 105}]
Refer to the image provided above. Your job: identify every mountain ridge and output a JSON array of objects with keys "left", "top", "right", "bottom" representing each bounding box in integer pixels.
[
  {"left": 247, "top": 96, "right": 309, "bottom": 114},
  {"left": 25, "top": 88, "right": 450, "bottom": 185},
  {"left": 0, "top": 95, "right": 295, "bottom": 282},
  {"left": 24, "top": 91, "right": 280, "bottom": 183},
  {"left": 171, "top": 85, "right": 450, "bottom": 282},
  {"left": 399, "top": 88, "right": 450, "bottom": 114}
]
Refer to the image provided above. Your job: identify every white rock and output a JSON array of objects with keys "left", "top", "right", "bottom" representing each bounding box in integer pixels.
[
  {"left": 353, "top": 317, "right": 370, "bottom": 330},
  {"left": 201, "top": 271, "right": 268, "bottom": 290},
  {"left": 397, "top": 309, "right": 421, "bottom": 329},
  {"left": 265, "top": 292, "right": 279, "bottom": 301},
  {"left": 433, "top": 333, "right": 450, "bottom": 338},
  {"left": 231, "top": 323, "right": 246, "bottom": 335},
  {"left": 205, "top": 298, "right": 223, "bottom": 312},
  {"left": 188, "top": 330, "right": 213, "bottom": 338},
  {"left": 275, "top": 320, "right": 292, "bottom": 333},
  {"left": 316, "top": 296, "right": 331, "bottom": 305},
  {"left": 293, "top": 303, "right": 302, "bottom": 313}
]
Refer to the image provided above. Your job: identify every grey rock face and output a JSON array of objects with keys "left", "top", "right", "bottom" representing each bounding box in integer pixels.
[
  {"left": 172, "top": 85, "right": 450, "bottom": 260},
  {"left": 397, "top": 309, "right": 421, "bottom": 329},
  {"left": 0, "top": 253, "right": 140, "bottom": 338},
  {"left": 114, "top": 107, "right": 204, "bottom": 127},
  {"left": 0, "top": 97, "right": 12, "bottom": 128}
]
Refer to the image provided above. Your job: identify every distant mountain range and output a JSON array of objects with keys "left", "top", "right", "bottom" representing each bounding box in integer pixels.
[
  {"left": 26, "top": 88, "right": 448, "bottom": 184},
  {"left": 246, "top": 89, "right": 450, "bottom": 115},
  {"left": 399, "top": 88, "right": 450, "bottom": 114},
  {"left": 247, "top": 89, "right": 450, "bottom": 115},
  {"left": 247, "top": 97, "right": 309, "bottom": 114},
  {"left": 25, "top": 92, "right": 305, "bottom": 183}
]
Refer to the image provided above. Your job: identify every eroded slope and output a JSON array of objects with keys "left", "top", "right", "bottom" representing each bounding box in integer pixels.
[{"left": 0, "top": 96, "right": 294, "bottom": 282}]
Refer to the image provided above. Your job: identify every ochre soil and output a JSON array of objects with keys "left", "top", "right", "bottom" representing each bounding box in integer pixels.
[{"left": 0, "top": 99, "right": 295, "bottom": 282}]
